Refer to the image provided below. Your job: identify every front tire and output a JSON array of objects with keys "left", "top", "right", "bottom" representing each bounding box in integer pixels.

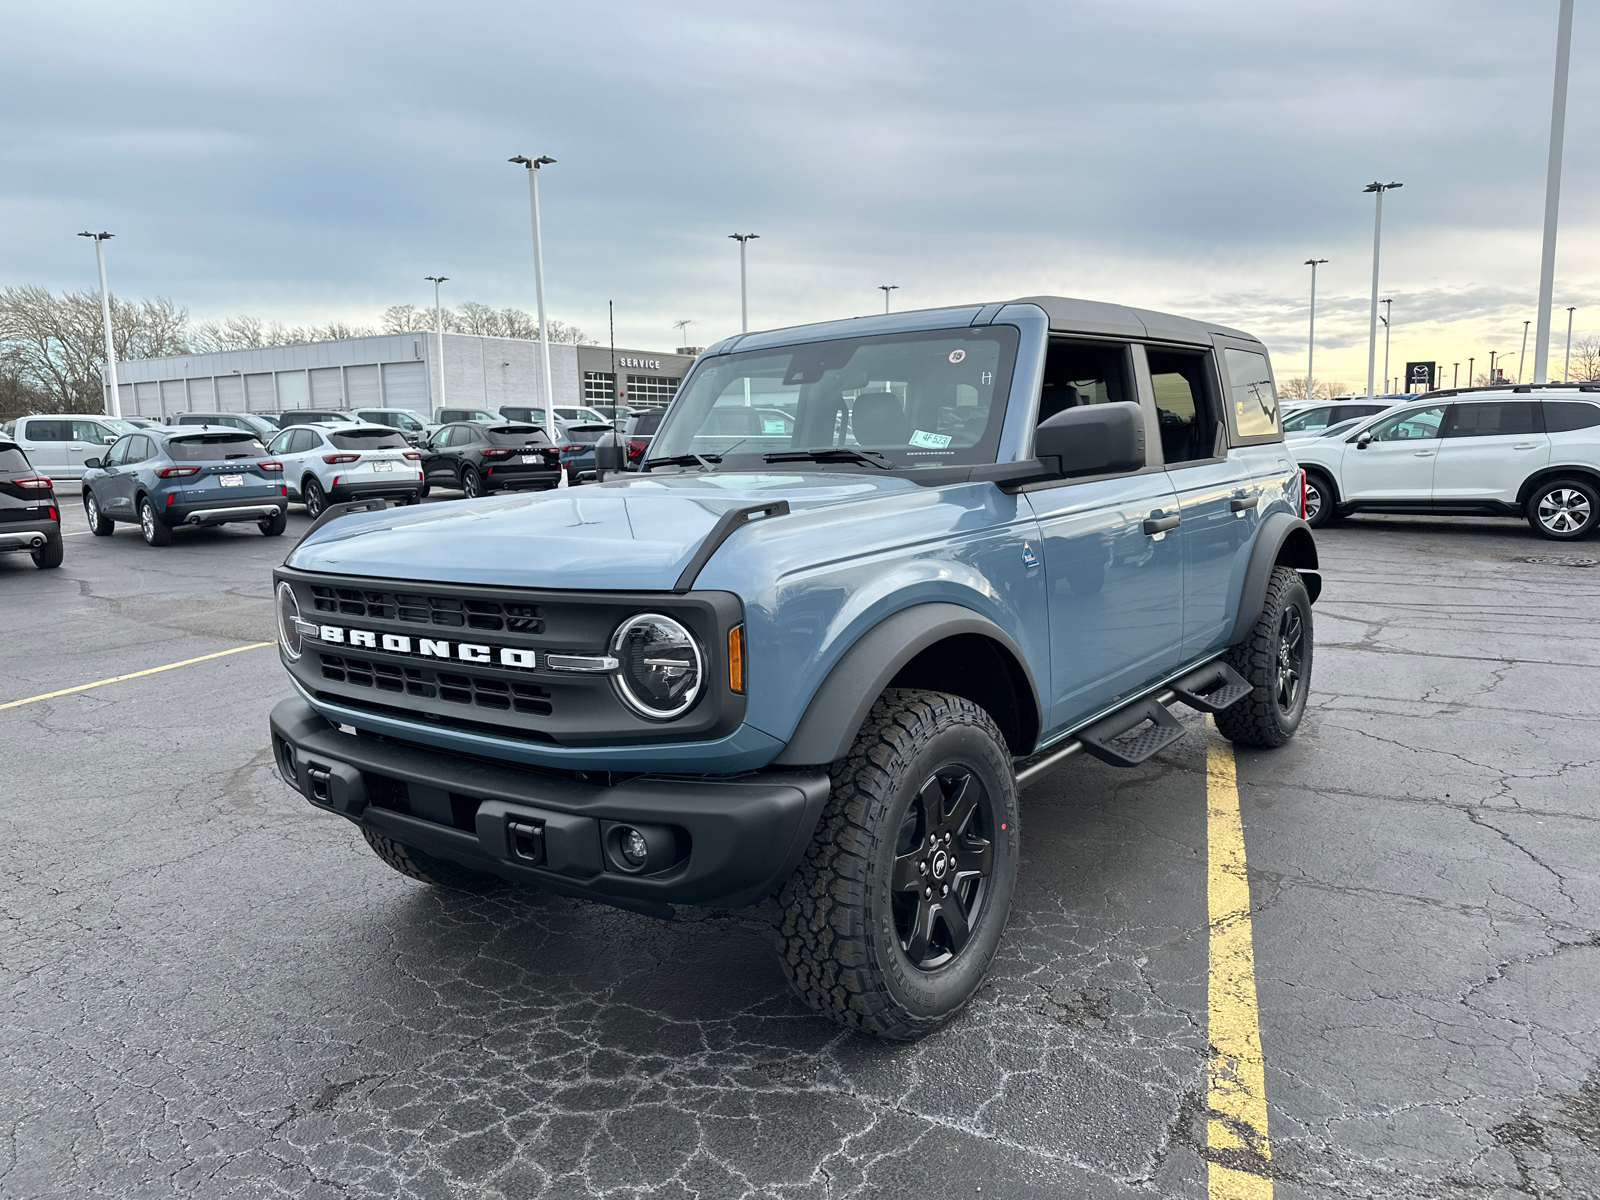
[
  {"left": 1214, "top": 566, "right": 1313, "bottom": 748},
  {"left": 1525, "top": 477, "right": 1599, "bottom": 540},
  {"left": 31, "top": 533, "right": 64, "bottom": 569},
  {"left": 359, "top": 828, "right": 506, "bottom": 894},
  {"left": 775, "top": 689, "right": 1019, "bottom": 1040},
  {"left": 84, "top": 490, "right": 114, "bottom": 536},
  {"left": 302, "top": 477, "right": 327, "bottom": 519},
  {"left": 259, "top": 510, "right": 287, "bottom": 537},
  {"left": 138, "top": 497, "right": 172, "bottom": 546}
]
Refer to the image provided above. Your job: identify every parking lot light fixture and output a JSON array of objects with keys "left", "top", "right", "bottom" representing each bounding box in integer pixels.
[
  {"left": 728, "top": 233, "right": 758, "bottom": 333},
  {"left": 78, "top": 231, "right": 120, "bottom": 418},
  {"left": 1533, "top": 0, "right": 1575, "bottom": 384},
  {"left": 510, "top": 154, "right": 564, "bottom": 484},
  {"left": 1363, "top": 182, "right": 1402, "bottom": 396},
  {"left": 879, "top": 284, "right": 898, "bottom": 314},
  {"left": 1304, "top": 259, "right": 1327, "bottom": 399},
  {"left": 424, "top": 276, "right": 449, "bottom": 408},
  {"left": 1518, "top": 319, "right": 1531, "bottom": 384},
  {"left": 1565, "top": 307, "right": 1576, "bottom": 382},
  {"left": 1469, "top": 356, "right": 1475, "bottom": 387}
]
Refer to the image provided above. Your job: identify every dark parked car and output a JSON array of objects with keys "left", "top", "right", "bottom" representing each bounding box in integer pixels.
[
  {"left": 622, "top": 407, "right": 664, "bottom": 470},
  {"left": 81, "top": 427, "right": 289, "bottom": 546},
  {"left": 554, "top": 422, "right": 617, "bottom": 483},
  {"left": 420, "top": 423, "right": 560, "bottom": 497},
  {"left": 0, "top": 439, "right": 62, "bottom": 568},
  {"left": 169, "top": 411, "right": 281, "bottom": 438}
]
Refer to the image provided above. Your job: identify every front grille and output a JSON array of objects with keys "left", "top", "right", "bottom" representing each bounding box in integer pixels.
[
  {"left": 320, "top": 653, "right": 553, "bottom": 715},
  {"left": 310, "top": 585, "right": 542, "bottom": 634}
]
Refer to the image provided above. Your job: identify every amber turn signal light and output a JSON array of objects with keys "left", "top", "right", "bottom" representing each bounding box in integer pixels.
[{"left": 727, "top": 625, "right": 745, "bottom": 694}]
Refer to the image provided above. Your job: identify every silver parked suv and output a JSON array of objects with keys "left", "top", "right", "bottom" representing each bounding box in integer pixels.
[{"left": 1292, "top": 387, "right": 1600, "bottom": 539}]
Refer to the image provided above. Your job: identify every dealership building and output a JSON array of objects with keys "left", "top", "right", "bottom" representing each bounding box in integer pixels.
[{"left": 103, "top": 333, "right": 698, "bottom": 418}]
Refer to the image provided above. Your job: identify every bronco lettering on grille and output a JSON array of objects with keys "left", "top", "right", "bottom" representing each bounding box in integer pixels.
[{"left": 313, "top": 623, "right": 537, "bottom": 670}]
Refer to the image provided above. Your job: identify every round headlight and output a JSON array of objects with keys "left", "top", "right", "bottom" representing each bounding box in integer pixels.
[
  {"left": 610, "top": 613, "right": 703, "bottom": 719},
  {"left": 276, "top": 581, "right": 303, "bottom": 661}
]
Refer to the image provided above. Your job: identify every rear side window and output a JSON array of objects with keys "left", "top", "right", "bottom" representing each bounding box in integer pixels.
[
  {"left": 1445, "top": 402, "right": 1541, "bottom": 437},
  {"left": 177, "top": 414, "right": 208, "bottom": 425},
  {"left": 1147, "top": 348, "right": 1222, "bottom": 465},
  {"left": 26, "top": 419, "right": 71, "bottom": 441},
  {"left": 1543, "top": 401, "right": 1600, "bottom": 432},
  {"left": 329, "top": 429, "right": 410, "bottom": 450},
  {"left": 0, "top": 446, "right": 30, "bottom": 471},
  {"left": 1222, "top": 348, "right": 1281, "bottom": 439},
  {"left": 166, "top": 434, "right": 269, "bottom": 461},
  {"left": 1281, "top": 407, "right": 1332, "bottom": 432},
  {"left": 486, "top": 426, "right": 551, "bottom": 446}
]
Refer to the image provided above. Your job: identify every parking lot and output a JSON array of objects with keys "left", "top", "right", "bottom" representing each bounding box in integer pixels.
[{"left": 4, "top": 495, "right": 1598, "bottom": 1199}]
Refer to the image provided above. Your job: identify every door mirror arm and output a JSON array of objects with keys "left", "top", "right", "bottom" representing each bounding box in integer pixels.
[{"left": 1354, "top": 432, "right": 1373, "bottom": 449}]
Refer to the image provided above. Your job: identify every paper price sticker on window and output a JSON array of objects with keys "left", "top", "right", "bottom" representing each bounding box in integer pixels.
[
  {"left": 909, "top": 429, "right": 953, "bottom": 449},
  {"left": 948, "top": 349, "right": 966, "bottom": 364}
]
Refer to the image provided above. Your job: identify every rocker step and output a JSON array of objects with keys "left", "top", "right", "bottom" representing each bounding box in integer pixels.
[
  {"left": 1168, "top": 660, "right": 1252, "bottom": 714},
  {"left": 1077, "top": 697, "right": 1187, "bottom": 768}
]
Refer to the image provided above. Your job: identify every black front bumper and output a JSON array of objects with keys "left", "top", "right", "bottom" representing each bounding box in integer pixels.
[{"left": 269, "top": 698, "right": 830, "bottom": 914}]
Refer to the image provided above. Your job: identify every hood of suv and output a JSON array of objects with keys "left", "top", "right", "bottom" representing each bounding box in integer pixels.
[{"left": 287, "top": 471, "right": 923, "bottom": 590}]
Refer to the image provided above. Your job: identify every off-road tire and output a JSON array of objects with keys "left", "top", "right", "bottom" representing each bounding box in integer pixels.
[
  {"left": 460, "top": 465, "right": 482, "bottom": 498},
  {"left": 359, "top": 828, "right": 507, "bottom": 894},
  {"left": 1302, "top": 470, "right": 1341, "bottom": 528},
  {"left": 31, "top": 533, "right": 64, "bottom": 568},
  {"left": 302, "top": 477, "right": 327, "bottom": 519},
  {"left": 775, "top": 688, "right": 1019, "bottom": 1040},
  {"left": 84, "top": 490, "right": 113, "bottom": 536},
  {"left": 259, "top": 510, "right": 287, "bottom": 537},
  {"left": 1525, "top": 476, "right": 1599, "bottom": 541},
  {"left": 1214, "top": 566, "right": 1313, "bottom": 748},
  {"left": 138, "top": 496, "right": 172, "bottom": 546}
]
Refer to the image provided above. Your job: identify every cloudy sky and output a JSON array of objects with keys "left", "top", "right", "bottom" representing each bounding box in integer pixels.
[{"left": 4, "top": 0, "right": 1596, "bottom": 387}]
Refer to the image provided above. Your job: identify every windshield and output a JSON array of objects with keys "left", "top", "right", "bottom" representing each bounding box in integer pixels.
[
  {"left": 104, "top": 418, "right": 141, "bottom": 435},
  {"left": 330, "top": 429, "right": 410, "bottom": 450},
  {"left": 387, "top": 411, "right": 423, "bottom": 431},
  {"left": 167, "top": 434, "right": 269, "bottom": 461},
  {"left": 650, "top": 326, "right": 1020, "bottom": 470}
]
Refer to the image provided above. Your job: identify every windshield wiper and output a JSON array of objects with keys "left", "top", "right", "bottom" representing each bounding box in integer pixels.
[
  {"left": 644, "top": 453, "right": 723, "bottom": 471},
  {"left": 762, "top": 447, "right": 892, "bottom": 470}
]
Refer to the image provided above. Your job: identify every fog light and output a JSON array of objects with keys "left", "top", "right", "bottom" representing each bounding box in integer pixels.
[{"left": 620, "top": 826, "right": 649, "bottom": 868}]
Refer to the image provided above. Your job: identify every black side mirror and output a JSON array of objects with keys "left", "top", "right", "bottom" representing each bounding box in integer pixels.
[
  {"left": 84, "top": 457, "right": 103, "bottom": 470},
  {"left": 1033, "top": 402, "right": 1145, "bottom": 478},
  {"left": 1354, "top": 431, "right": 1373, "bottom": 448}
]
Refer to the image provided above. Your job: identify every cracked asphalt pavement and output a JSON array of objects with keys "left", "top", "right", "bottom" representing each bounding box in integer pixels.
[{"left": 3, "top": 498, "right": 1598, "bottom": 1198}]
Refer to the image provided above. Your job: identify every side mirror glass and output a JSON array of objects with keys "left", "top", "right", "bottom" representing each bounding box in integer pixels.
[
  {"left": 84, "top": 457, "right": 103, "bottom": 470},
  {"left": 1033, "top": 401, "right": 1146, "bottom": 478}
]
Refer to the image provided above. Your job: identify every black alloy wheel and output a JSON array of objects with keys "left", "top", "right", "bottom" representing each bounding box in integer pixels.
[
  {"left": 460, "top": 465, "right": 483, "bottom": 498},
  {"left": 84, "top": 490, "right": 113, "bottom": 536},
  {"left": 1526, "top": 477, "right": 1600, "bottom": 541},
  {"left": 776, "top": 688, "right": 1019, "bottom": 1040},
  {"left": 890, "top": 769, "right": 996, "bottom": 969},
  {"left": 1214, "top": 565, "right": 1313, "bottom": 748},
  {"left": 302, "top": 477, "right": 327, "bottom": 519}
]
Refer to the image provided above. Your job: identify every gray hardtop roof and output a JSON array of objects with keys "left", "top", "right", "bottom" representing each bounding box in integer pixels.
[{"left": 1009, "top": 296, "right": 1260, "bottom": 346}]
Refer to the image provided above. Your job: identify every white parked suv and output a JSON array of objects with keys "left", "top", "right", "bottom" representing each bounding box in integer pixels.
[
  {"left": 264, "top": 422, "right": 423, "bottom": 518},
  {"left": 1292, "top": 388, "right": 1600, "bottom": 540}
]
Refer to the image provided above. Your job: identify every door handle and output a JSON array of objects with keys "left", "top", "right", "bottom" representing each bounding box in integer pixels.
[
  {"left": 1413, "top": 450, "right": 1435, "bottom": 457},
  {"left": 1143, "top": 513, "right": 1180, "bottom": 535},
  {"left": 1229, "top": 495, "right": 1258, "bottom": 512},
  {"left": 1512, "top": 442, "right": 1538, "bottom": 449}
]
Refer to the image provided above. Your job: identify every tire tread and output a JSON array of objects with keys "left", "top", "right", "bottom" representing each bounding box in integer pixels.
[{"left": 1214, "top": 566, "right": 1311, "bottom": 748}]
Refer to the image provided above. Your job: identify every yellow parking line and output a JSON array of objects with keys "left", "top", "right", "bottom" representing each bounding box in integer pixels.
[
  {"left": 1207, "top": 717, "right": 1274, "bottom": 1199},
  {"left": 0, "top": 642, "right": 275, "bottom": 710}
]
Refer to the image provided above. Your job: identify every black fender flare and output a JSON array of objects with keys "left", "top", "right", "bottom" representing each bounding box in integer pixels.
[
  {"left": 1228, "top": 512, "right": 1321, "bottom": 646},
  {"left": 772, "top": 603, "right": 1043, "bottom": 767}
]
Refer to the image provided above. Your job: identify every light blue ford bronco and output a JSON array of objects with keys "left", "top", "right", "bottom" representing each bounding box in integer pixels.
[{"left": 269, "top": 296, "right": 1319, "bottom": 1039}]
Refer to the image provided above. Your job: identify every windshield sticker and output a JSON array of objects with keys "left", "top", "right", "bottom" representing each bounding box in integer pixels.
[
  {"left": 909, "top": 429, "right": 953, "bottom": 449},
  {"left": 948, "top": 349, "right": 966, "bottom": 364}
]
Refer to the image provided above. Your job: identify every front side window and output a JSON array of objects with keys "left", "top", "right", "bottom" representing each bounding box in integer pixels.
[
  {"left": 1147, "top": 348, "right": 1221, "bottom": 465},
  {"left": 267, "top": 430, "right": 295, "bottom": 455},
  {"left": 1037, "top": 342, "right": 1132, "bottom": 425},
  {"left": 652, "top": 326, "right": 1020, "bottom": 469},
  {"left": 1367, "top": 406, "right": 1445, "bottom": 442},
  {"left": 166, "top": 434, "right": 269, "bottom": 461},
  {"left": 1445, "top": 402, "right": 1541, "bottom": 438},
  {"left": 1222, "top": 348, "right": 1280, "bottom": 438},
  {"left": 329, "top": 429, "right": 410, "bottom": 450},
  {"left": 73, "top": 420, "right": 114, "bottom": 445},
  {"left": 104, "top": 436, "right": 135, "bottom": 467}
]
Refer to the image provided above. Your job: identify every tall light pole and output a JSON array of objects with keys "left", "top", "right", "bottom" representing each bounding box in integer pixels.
[
  {"left": 1468, "top": 356, "right": 1475, "bottom": 387},
  {"left": 1453, "top": 363, "right": 1460, "bottom": 389},
  {"left": 1564, "top": 306, "right": 1576, "bottom": 382},
  {"left": 1380, "top": 298, "right": 1393, "bottom": 393},
  {"left": 424, "top": 275, "right": 449, "bottom": 409},
  {"left": 1490, "top": 350, "right": 1503, "bottom": 384},
  {"left": 78, "top": 232, "right": 120, "bottom": 418},
  {"left": 879, "top": 284, "right": 898, "bottom": 313},
  {"left": 1517, "top": 319, "right": 1531, "bottom": 384},
  {"left": 728, "top": 233, "right": 758, "bottom": 333},
  {"left": 1363, "top": 182, "right": 1402, "bottom": 397},
  {"left": 1533, "top": 0, "right": 1575, "bottom": 384},
  {"left": 509, "top": 154, "right": 563, "bottom": 484},
  {"left": 1304, "top": 258, "right": 1327, "bottom": 400}
]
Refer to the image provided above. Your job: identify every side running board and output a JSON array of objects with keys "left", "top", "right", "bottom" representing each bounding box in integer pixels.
[{"left": 1015, "top": 658, "right": 1253, "bottom": 787}]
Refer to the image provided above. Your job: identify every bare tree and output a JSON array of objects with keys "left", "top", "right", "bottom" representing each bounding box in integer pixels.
[
  {"left": 189, "top": 314, "right": 268, "bottom": 353},
  {"left": 1569, "top": 334, "right": 1600, "bottom": 382},
  {"left": 381, "top": 304, "right": 434, "bottom": 334}
]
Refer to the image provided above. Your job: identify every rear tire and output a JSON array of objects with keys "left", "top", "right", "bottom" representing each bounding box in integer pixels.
[
  {"left": 1525, "top": 476, "right": 1599, "bottom": 540},
  {"left": 259, "top": 510, "right": 287, "bottom": 537},
  {"left": 302, "top": 477, "right": 327, "bottom": 519},
  {"left": 418, "top": 480, "right": 431, "bottom": 499},
  {"left": 460, "top": 465, "right": 482, "bottom": 498},
  {"left": 1214, "top": 566, "right": 1313, "bottom": 748},
  {"left": 138, "top": 496, "right": 172, "bottom": 546},
  {"left": 31, "top": 533, "right": 63, "bottom": 569},
  {"left": 84, "top": 490, "right": 114, "bottom": 536},
  {"left": 775, "top": 688, "right": 1019, "bottom": 1040},
  {"left": 359, "top": 828, "right": 507, "bottom": 894},
  {"left": 1302, "top": 470, "right": 1340, "bottom": 528}
]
